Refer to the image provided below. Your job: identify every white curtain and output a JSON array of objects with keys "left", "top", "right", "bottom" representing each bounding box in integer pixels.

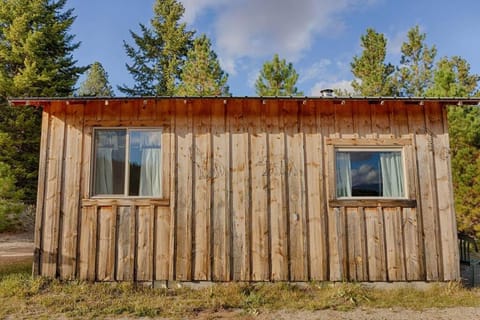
[
  {"left": 336, "top": 152, "right": 352, "bottom": 197},
  {"left": 139, "top": 147, "right": 162, "bottom": 196},
  {"left": 380, "top": 152, "right": 404, "bottom": 197},
  {"left": 95, "top": 147, "right": 113, "bottom": 194}
]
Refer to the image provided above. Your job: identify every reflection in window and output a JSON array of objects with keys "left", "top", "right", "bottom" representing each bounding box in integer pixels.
[
  {"left": 336, "top": 150, "right": 404, "bottom": 198},
  {"left": 93, "top": 129, "right": 162, "bottom": 197}
]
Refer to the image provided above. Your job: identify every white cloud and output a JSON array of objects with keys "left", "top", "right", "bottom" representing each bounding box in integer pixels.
[
  {"left": 299, "top": 59, "right": 332, "bottom": 83},
  {"left": 181, "top": 0, "right": 229, "bottom": 24},
  {"left": 215, "top": 0, "right": 348, "bottom": 71},
  {"left": 218, "top": 56, "right": 237, "bottom": 76},
  {"left": 182, "top": 0, "right": 378, "bottom": 74},
  {"left": 351, "top": 164, "right": 379, "bottom": 186},
  {"left": 388, "top": 29, "right": 408, "bottom": 56},
  {"left": 247, "top": 68, "right": 260, "bottom": 90},
  {"left": 310, "top": 80, "right": 353, "bottom": 96},
  {"left": 302, "top": 57, "right": 353, "bottom": 95}
]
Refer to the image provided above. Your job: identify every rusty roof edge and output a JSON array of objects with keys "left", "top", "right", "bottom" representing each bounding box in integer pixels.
[{"left": 8, "top": 96, "right": 480, "bottom": 106}]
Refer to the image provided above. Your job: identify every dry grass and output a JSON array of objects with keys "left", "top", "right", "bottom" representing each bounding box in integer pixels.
[{"left": 1, "top": 262, "right": 479, "bottom": 319}]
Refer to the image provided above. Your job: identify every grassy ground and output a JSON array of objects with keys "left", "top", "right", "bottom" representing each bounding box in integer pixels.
[{"left": 1, "top": 260, "right": 480, "bottom": 319}]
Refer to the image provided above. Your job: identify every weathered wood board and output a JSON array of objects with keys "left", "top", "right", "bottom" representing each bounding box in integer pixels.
[{"left": 26, "top": 98, "right": 459, "bottom": 282}]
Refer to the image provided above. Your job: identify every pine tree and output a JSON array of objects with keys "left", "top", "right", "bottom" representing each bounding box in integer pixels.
[
  {"left": 351, "top": 28, "right": 395, "bottom": 96},
  {"left": 446, "top": 106, "right": 480, "bottom": 237},
  {"left": 0, "top": 104, "right": 42, "bottom": 203},
  {"left": 77, "top": 62, "right": 114, "bottom": 96},
  {"left": 0, "top": 0, "right": 86, "bottom": 97},
  {"left": 176, "top": 34, "right": 229, "bottom": 96},
  {"left": 0, "top": 0, "right": 85, "bottom": 203},
  {"left": 0, "top": 161, "right": 24, "bottom": 232},
  {"left": 255, "top": 54, "right": 303, "bottom": 96},
  {"left": 395, "top": 25, "right": 437, "bottom": 96},
  {"left": 119, "top": 0, "right": 194, "bottom": 96},
  {"left": 426, "top": 56, "right": 479, "bottom": 97}
]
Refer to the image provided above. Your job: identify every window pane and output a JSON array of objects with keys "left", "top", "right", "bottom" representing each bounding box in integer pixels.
[
  {"left": 93, "top": 130, "right": 126, "bottom": 195},
  {"left": 336, "top": 150, "right": 404, "bottom": 198},
  {"left": 128, "top": 130, "right": 162, "bottom": 197},
  {"left": 350, "top": 152, "right": 381, "bottom": 196}
]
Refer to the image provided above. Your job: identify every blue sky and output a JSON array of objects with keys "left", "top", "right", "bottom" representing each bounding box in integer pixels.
[{"left": 69, "top": 0, "right": 480, "bottom": 96}]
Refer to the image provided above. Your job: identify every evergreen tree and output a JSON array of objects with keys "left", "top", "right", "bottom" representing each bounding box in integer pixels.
[
  {"left": 0, "top": 161, "right": 24, "bottom": 232},
  {"left": 0, "top": 0, "right": 85, "bottom": 97},
  {"left": 176, "top": 34, "right": 229, "bottom": 96},
  {"left": 351, "top": 28, "right": 395, "bottom": 96},
  {"left": 395, "top": 25, "right": 437, "bottom": 96},
  {"left": 426, "top": 56, "right": 479, "bottom": 97},
  {"left": 0, "top": 0, "right": 85, "bottom": 203},
  {"left": 77, "top": 62, "right": 114, "bottom": 96},
  {"left": 255, "top": 54, "right": 303, "bottom": 96},
  {"left": 426, "top": 56, "right": 480, "bottom": 237},
  {"left": 446, "top": 106, "right": 480, "bottom": 237},
  {"left": 0, "top": 104, "right": 43, "bottom": 203},
  {"left": 119, "top": 0, "right": 194, "bottom": 96}
]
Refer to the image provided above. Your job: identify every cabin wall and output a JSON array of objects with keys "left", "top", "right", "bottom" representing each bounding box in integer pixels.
[{"left": 34, "top": 98, "right": 460, "bottom": 282}]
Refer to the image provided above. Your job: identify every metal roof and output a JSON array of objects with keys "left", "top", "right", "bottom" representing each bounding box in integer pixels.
[{"left": 8, "top": 96, "right": 480, "bottom": 107}]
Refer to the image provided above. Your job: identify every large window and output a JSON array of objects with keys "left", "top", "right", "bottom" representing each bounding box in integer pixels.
[
  {"left": 335, "top": 149, "right": 405, "bottom": 198},
  {"left": 93, "top": 128, "right": 162, "bottom": 197}
]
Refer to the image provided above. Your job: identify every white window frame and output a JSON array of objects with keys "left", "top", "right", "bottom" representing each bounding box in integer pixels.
[
  {"left": 91, "top": 127, "right": 163, "bottom": 199},
  {"left": 334, "top": 146, "right": 408, "bottom": 200}
]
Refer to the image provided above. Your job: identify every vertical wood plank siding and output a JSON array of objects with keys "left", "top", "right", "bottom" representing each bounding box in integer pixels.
[{"left": 33, "top": 98, "right": 459, "bottom": 282}]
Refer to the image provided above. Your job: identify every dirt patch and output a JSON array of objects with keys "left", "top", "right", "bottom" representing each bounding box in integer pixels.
[
  {"left": 0, "top": 232, "right": 33, "bottom": 265},
  {"left": 188, "top": 308, "right": 480, "bottom": 320},
  {"left": 257, "top": 308, "right": 480, "bottom": 320},
  {"left": 106, "top": 307, "right": 480, "bottom": 319}
]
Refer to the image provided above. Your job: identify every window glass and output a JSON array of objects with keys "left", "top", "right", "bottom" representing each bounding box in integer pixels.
[
  {"left": 336, "top": 150, "right": 404, "bottom": 198},
  {"left": 93, "top": 129, "right": 126, "bottom": 195},
  {"left": 92, "top": 129, "right": 162, "bottom": 197},
  {"left": 128, "top": 130, "right": 162, "bottom": 196}
]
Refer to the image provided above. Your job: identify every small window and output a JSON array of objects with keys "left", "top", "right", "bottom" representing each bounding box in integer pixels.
[
  {"left": 93, "top": 128, "right": 162, "bottom": 197},
  {"left": 335, "top": 149, "right": 405, "bottom": 198}
]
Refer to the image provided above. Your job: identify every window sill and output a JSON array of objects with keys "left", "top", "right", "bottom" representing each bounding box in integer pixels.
[
  {"left": 328, "top": 199, "right": 416, "bottom": 208},
  {"left": 82, "top": 198, "right": 170, "bottom": 207}
]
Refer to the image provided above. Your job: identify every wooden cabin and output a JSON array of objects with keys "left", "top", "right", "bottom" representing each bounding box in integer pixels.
[{"left": 10, "top": 96, "right": 473, "bottom": 283}]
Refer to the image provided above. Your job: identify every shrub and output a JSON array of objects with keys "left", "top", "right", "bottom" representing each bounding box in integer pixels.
[{"left": 0, "top": 161, "right": 24, "bottom": 232}]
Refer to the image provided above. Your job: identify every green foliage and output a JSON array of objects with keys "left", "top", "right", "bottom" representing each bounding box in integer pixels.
[
  {"left": 0, "top": 0, "right": 86, "bottom": 97},
  {"left": 330, "top": 283, "right": 371, "bottom": 310},
  {"left": 426, "top": 56, "right": 480, "bottom": 97},
  {"left": 0, "top": 0, "right": 84, "bottom": 204},
  {"left": 333, "top": 88, "right": 353, "bottom": 96},
  {"left": 119, "top": 0, "right": 194, "bottom": 96},
  {"left": 176, "top": 34, "right": 229, "bottom": 96},
  {"left": 395, "top": 25, "right": 437, "bottom": 96},
  {"left": 77, "top": 62, "right": 114, "bottom": 96},
  {"left": 351, "top": 28, "right": 395, "bottom": 96},
  {"left": 0, "top": 261, "right": 32, "bottom": 281},
  {"left": 255, "top": 54, "right": 303, "bottom": 96},
  {"left": 447, "top": 106, "right": 480, "bottom": 237},
  {"left": 0, "top": 103, "right": 42, "bottom": 203},
  {"left": 0, "top": 161, "right": 24, "bottom": 232}
]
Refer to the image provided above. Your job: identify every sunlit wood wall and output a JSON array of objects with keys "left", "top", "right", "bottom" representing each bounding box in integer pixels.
[{"left": 32, "top": 98, "right": 460, "bottom": 282}]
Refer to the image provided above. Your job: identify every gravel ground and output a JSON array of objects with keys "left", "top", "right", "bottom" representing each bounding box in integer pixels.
[
  {"left": 107, "top": 307, "right": 480, "bottom": 320},
  {"left": 256, "top": 307, "right": 480, "bottom": 320},
  {"left": 0, "top": 232, "right": 33, "bottom": 264}
]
